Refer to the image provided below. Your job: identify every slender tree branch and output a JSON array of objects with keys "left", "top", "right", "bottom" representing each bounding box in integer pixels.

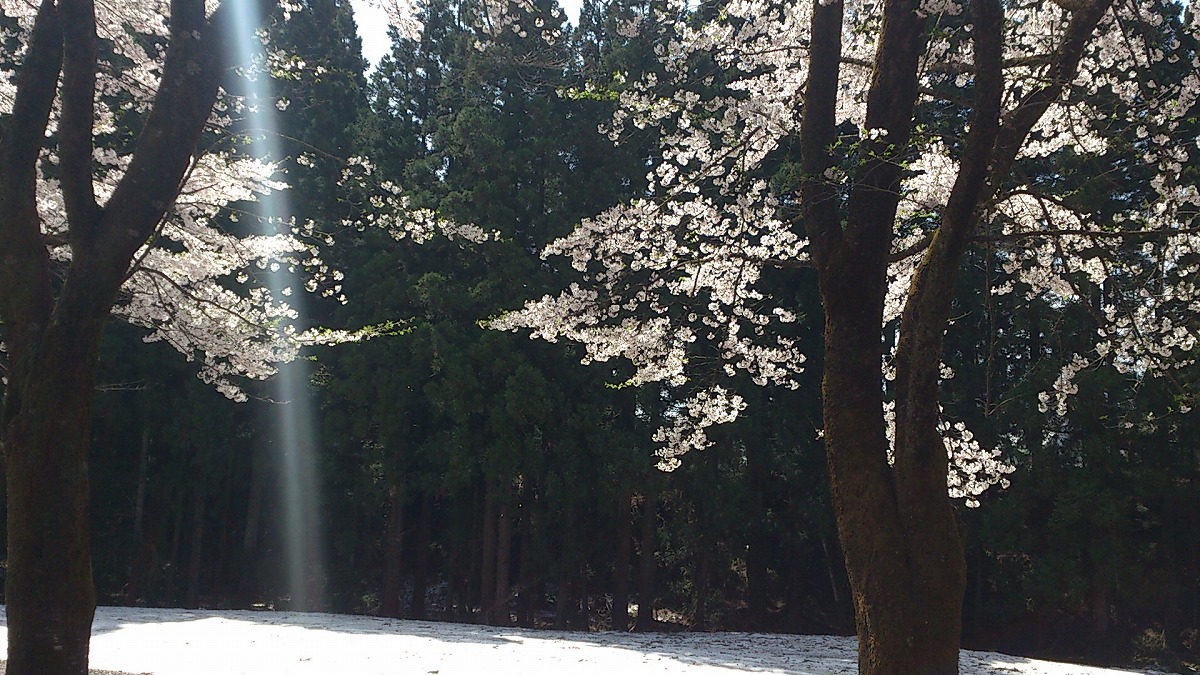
[
  {"left": 59, "top": 0, "right": 102, "bottom": 236},
  {"left": 988, "top": 0, "right": 1116, "bottom": 188},
  {"left": 798, "top": 0, "right": 844, "bottom": 260},
  {"left": 890, "top": 233, "right": 934, "bottom": 262},
  {"left": 843, "top": 0, "right": 928, "bottom": 253},
  {"left": 974, "top": 226, "right": 1200, "bottom": 244}
]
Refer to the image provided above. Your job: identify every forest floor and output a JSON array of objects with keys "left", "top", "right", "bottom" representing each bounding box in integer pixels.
[{"left": 0, "top": 606, "right": 1174, "bottom": 674}]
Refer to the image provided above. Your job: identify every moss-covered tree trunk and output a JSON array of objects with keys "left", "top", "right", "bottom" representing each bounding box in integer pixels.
[
  {"left": 801, "top": 1, "right": 987, "bottom": 671},
  {"left": 799, "top": 0, "right": 1110, "bottom": 671},
  {"left": 816, "top": 240, "right": 966, "bottom": 674}
]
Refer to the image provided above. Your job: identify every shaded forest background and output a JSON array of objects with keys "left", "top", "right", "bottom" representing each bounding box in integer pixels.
[{"left": 2, "top": 0, "right": 1197, "bottom": 672}]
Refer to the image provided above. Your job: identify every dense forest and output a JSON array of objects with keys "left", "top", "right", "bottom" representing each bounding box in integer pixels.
[{"left": 2, "top": 0, "right": 1199, "bottom": 673}]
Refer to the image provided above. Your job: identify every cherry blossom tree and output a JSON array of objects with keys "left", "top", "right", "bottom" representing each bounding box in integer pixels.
[
  {"left": 0, "top": 0, "right": 365, "bottom": 671},
  {"left": 493, "top": 0, "right": 1200, "bottom": 672}
]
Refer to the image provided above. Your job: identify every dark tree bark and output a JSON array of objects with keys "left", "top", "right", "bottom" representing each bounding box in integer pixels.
[
  {"left": 125, "top": 429, "right": 152, "bottom": 603},
  {"left": 633, "top": 491, "right": 657, "bottom": 632},
  {"left": 479, "top": 476, "right": 499, "bottom": 623},
  {"left": 797, "top": 1, "right": 1111, "bottom": 672},
  {"left": 744, "top": 443, "right": 769, "bottom": 631},
  {"left": 185, "top": 461, "right": 208, "bottom": 609},
  {"left": 381, "top": 478, "right": 406, "bottom": 618},
  {"left": 214, "top": 450, "right": 237, "bottom": 598},
  {"left": 515, "top": 485, "right": 539, "bottom": 627},
  {"left": 611, "top": 487, "right": 633, "bottom": 631},
  {"left": 692, "top": 540, "right": 710, "bottom": 631},
  {"left": 134, "top": 429, "right": 150, "bottom": 540},
  {"left": 492, "top": 489, "right": 513, "bottom": 626},
  {"left": 241, "top": 444, "right": 267, "bottom": 603},
  {"left": 0, "top": 2, "right": 271, "bottom": 672},
  {"left": 553, "top": 506, "right": 575, "bottom": 630},
  {"left": 409, "top": 491, "right": 435, "bottom": 620}
]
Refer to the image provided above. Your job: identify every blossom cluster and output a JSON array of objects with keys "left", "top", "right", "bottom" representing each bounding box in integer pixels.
[
  {"left": 496, "top": 0, "right": 1200, "bottom": 497},
  {"left": 1, "top": 1, "right": 364, "bottom": 399}
]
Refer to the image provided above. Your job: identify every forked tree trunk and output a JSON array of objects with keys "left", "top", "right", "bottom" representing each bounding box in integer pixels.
[
  {"left": 804, "top": 5, "right": 963, "bottom": 667},
  {"left": 798, "top": 0, "right": 1035, "bottom": 670},
  {"left": 0, "top": 1, "right": 259, "bottom": 670},
  {"left": 818, "top": 263, "right": 965, "bottom": 675}
]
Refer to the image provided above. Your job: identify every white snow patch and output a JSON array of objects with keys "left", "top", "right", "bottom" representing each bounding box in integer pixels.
[{"left": 0, "top": 606, "right": 1171, "bottom": 674}]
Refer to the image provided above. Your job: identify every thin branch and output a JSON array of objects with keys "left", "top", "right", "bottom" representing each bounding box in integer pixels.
[
  {"left": 988, "top": 0, "right": 1116, "bottom": 188},
  {"left": 974, "top": 226, "right": 1200, "bottom": 244},
  {"left": 798, "top": 0, "right": 845, "bottom": 259},
  {"left": 890, "top": 233, "right": 934, "bottom": 262},
  {"left": 134, "top": 266, "right": 271, "bottom": 334},
  {"left": 59, "top": 0, "right": 102, "bottom": 235}
]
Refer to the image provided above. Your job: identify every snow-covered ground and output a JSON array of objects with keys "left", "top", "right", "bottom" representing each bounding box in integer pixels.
[{"left": 0, "top": 606, "right": 1169, "bottom": 674}]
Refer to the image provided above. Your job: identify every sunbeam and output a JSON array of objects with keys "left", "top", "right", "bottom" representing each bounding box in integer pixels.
[{"left": 224, "top": 0, "right": 327, "bottom": 611}]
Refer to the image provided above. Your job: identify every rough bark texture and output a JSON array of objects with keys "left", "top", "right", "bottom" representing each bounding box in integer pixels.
[
  {"left": 0, "top": 2, "right": 263, "bottom": 672},
  {"left": 796, "top": 0, "right": 1114, "bottom": 672},
  {"left": 3, "top": 325, "right": 103, "bottom": 674},
  {"left": 800, "top": 1, "right": 961, "bottom": 672}
]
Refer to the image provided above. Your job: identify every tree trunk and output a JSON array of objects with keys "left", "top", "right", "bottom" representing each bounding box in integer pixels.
[
  {"left": 381, "top": 479, "right": 406, "bottom": 618},
  {"left": 819, "top": 532, "right": 847, "bottom": 627},
  {"left": 167, "top": 486, "right": 186, "bottom": 605},
  {"left": 516, "top": 485, "right": 539, "bottom": 627},
  {"left": 479, "top": 477, "right": 499, "bottom": 623},
  {"left": 611, "top": 488, "right": 633, "bottom": 631},
  {"left": 410, "top": 491, "right": 434, "bottom": 620},
  {"left": 126, "top": 428, "right": 152, "bottom": 604},
  {"left": 0, "top": 0, "right": 260, "bottom": 668},
  {"left": 492, "top": 490, "right": 513, "bottom": 626},
  {"left": 634, "top": 491, "right": 657, "bottom": 631},
  {"left": 819, "top": 274, "right": 964, "bottom": 675},
  {"left": 243, "top": 448, "right": 265, "bottom": 555},
  {"left": 214, "top": 451, "right": 236, "bottom": 600},
  {"left": 240, "top": 445, "right": 266, "bottom": 603},
  {"left": 744, "top": 443, "right": 769, "bottom": 631},
  {"left": 3, "top": 330, "right": 101, "bottom": 675},
  {"left": 554, "top": 505, "right": 575, "bottom": 630},
  {"left": 692, "top": 541, "right": 710, "bottom": 631},
  {"left": 134, "top": 428, "right": 150, "bottom": 539},
  {"left": 185, "top": 460, "right": 208, "bottom": 609},
  {"left": 798, "top": 0, "right": 1016, "bottom": 669}
]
